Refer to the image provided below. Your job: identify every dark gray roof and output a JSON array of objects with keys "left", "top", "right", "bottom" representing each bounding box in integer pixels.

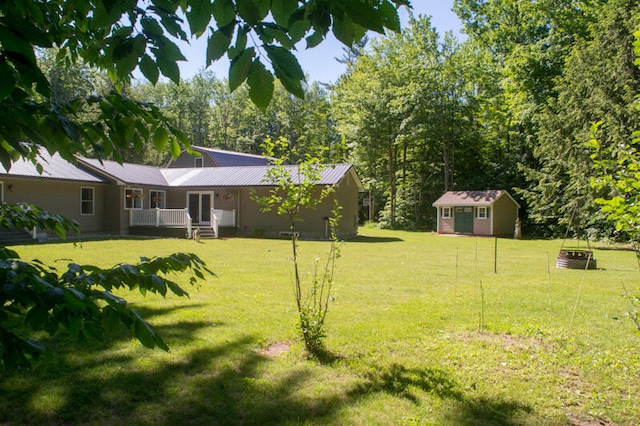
[
  {"left": 432, "top": 190, "right": 520, "bottom": 207},
  {"left": 79, "top": 158, "right": 169, "bottom": 186},
  {"left": 0, "top": 149, "right": 107, "bottom": 183},
  {"left": 192, "top": 146, "right": 272, "bottom": 167}
]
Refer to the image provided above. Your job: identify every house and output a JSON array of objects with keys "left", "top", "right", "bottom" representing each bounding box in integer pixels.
[
  {"left": 0, "top": 146, "right": 364, "bottom": 241},
  {"left": 432, "top": 190, "right": 520, "bottom": 237}
]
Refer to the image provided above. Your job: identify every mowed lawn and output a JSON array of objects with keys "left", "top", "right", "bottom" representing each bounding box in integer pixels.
[{"left": 1, "top": 227, "right": 639, "bottom": 425}]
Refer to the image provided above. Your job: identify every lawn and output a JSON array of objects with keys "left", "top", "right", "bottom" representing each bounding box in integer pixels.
[{"left": 1, "top": 227, "right": 639, "bottom": 425}]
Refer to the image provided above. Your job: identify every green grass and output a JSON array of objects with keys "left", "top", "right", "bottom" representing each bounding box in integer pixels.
[{"left": 2, "top": 227, "right": 639, "bottom": 425}]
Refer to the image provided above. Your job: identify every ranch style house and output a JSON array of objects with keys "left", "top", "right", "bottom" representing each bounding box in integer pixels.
[{"left": 0, "top": 146, "right": 363, "bottom": 241}]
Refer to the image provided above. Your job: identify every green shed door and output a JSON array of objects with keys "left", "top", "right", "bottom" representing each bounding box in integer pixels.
[{"left": 454, "top": 207, "right": 474, "bottom": 233}]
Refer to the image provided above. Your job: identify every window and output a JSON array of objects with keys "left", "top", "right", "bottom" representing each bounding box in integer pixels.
[
  {"left": 81, "top": 187, "right": 94, "bottom": 215},
  {"left": 194, "top": 157, "right": 203, "bottom": 167},
  {"left": 124, "top": 188, "right": 143, "bottom": 209},
  {"left": 442, "top": 207, "right": 452, "bottom": 218},
  {"left": 477, "top": 207, "right": 488, "bottom": 219},
  {"left": 0, "top": 181, "right": 3, "bottom": 203},
  {"left": 150, "top": 190, "right": 166, "bottom": 209}
]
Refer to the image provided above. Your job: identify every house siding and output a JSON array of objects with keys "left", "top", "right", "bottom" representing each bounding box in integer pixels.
[
  {"left": 238, "top": 175, "right": 359, "bottom": 239},
  {"left": 1, "top": 177, "right": 106, "bottom": 235},
  {"left": 170, "top": 151, "right": 217, "bottom": 168}
]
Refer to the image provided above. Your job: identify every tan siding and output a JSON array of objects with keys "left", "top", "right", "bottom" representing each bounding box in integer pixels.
[
  {"left": 1, "top": 177, "right": 106, "bottom": 235},
  {"left": 169, "top": 152, "right": 216, "bottom": 168},
  {"left": 493, "top": 195, "right": 519, "bottom": 236},
  {"left": 238, "top": 177, "right": 360, "bottom": 239}
]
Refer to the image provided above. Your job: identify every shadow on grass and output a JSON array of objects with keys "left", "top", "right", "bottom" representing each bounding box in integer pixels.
[
  {"left": 349, "top": 363, "right": 533, "bottom": 425},
  {"left": 349, "top": 235, "right": 404, "bottom": 243},
  {"left": 0, "top": 311, "right": 533, "bottom": 425}
]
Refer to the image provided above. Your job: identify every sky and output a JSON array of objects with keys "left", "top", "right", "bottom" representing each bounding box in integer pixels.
[{"left": 176, "top": 1, "right": 463, "bottom": 84}]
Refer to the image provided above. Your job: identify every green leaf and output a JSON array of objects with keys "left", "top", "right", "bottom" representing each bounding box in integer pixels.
[
  {"left": 155, "top": 51, "right": 181, "bottom": 83},
  {"left": 306, "top": 31, "right": 325, "bottom": 49},
  {"left": 331, "top": 13, "right": 356, "bottom": 46},
  {"left": 235, "top": 0, "right": 262, "bottom": 25},
  {"left": 186, "top": 0, "right": 213, "bottom": 37},
  {"left": 0, "top": 60, "right": 17, "bottom": 100},
  {"left": 133, "top": 315, "right": 157, "bottom": 349},
  {"left": 213, "top": 0, "right": 237, "bottom": 27},
  {"left": 265, "top": 45, "right": 304, "bottom": 80},
  {"left": 288, "top": 9, "right": 312, "bottom": 44},
  {"left": 273, "top": 63, "right": 305, "bottom": 99},
  {"left": 228, "top": 47, "right": 255, "bottom": 92},
  {"left": 139, "top": 54, "right": 160, "bottom": 84},
  {"left": 379, "top": 0, "right": 401, "bottom": 33},
  {"left": 141, "top": 17, "right": 164, "bottom": 37},
  {"left": 150, "top": 274, "right": 167, "bottom": 296},
  {"left": 344, "top": 2, "right": 385, "bottom": 34},
  {"left": 247, "top": 59, "right": 274, "bottom": 112},
  {"left": 153, "top": 126, "right": 169, "bottom": 151},
  {"left": 0, "top": 27, "right": 37, "bottom": 64},
  {"left": 271, "top": 0, "right": 299, "bottom": 26},
  {"left": 207, "top": 29, "right": 232, "bottom": 65}
]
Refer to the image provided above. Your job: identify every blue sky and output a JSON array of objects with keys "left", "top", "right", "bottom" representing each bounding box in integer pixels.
[{"left": 176, "top": 1, "right": 463, "bottom": 84}]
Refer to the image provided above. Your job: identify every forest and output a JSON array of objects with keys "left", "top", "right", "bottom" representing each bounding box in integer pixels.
[{"left": 43, "top": 0, "right": 640, "bottom": 238}]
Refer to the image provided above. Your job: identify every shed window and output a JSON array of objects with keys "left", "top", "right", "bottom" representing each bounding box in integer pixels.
[
  {"left": 194, "top": 157, "right": 203, "bottom": 167},
  {"left": 81, "top": 187, "right": 94, "bottom": 215},
  {"left": 442, "top": 207, "right": 452, "bottom": 218},
  {"left": 150, "top": 190, "right": 166, "bottom": 209},
  {"left": 476, "top": 207, "right": 489, "bottom": 219},
  {"left": 125, "top": 188, "right": 143, "bottom": 210}
]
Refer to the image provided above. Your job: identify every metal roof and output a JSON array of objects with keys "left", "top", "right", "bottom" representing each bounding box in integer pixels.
[
  {"left": 161, "top": 164, "right": 359, "bottom": 188},
  {"left": 79, "top": 158, "right": 170, "bottom": 186},
  {"left": 0, "top": 149, "right": 107, "bottom": 183},
  {"left": 191, "top": 146, "right": 272, "bottom": 167},
  {"left": 432, "top": 190, "right": 520, "bottom": 207},
  {"left": 76, "top": 158, "right": 361, "bottom": 189}
]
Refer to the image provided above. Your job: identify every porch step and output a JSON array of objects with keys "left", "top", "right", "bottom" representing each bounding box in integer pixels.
[
  {"left": 0, "top": 229, "right": 34, "bottom": 245},
  {"left": 192, "top": 226, "right": 216, "bottom": 239}
]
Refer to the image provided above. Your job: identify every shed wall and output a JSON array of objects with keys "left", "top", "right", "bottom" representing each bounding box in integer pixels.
[{"left": 493, "top": 195, "right": 519, "bottom": 236}]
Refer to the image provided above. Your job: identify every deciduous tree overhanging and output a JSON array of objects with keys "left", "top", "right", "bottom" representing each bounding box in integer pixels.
[
  {"left": 0, "top": 0, "right": 410, "bottom": 169},
  {"left": 0, "top": 203, "right": 213, "bottom": 369},
  {"left": 0, "top": 0, "right": 411, "bottom": 368}
]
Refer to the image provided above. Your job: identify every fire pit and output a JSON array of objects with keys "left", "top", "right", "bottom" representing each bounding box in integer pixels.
[{"left": 555, "top": 249, "right": 597, "bottom": 270}]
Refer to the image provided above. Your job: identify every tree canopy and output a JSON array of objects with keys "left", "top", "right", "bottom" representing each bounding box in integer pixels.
[{"left": 0, "top": 0, "right": 410, "bottom": 169}]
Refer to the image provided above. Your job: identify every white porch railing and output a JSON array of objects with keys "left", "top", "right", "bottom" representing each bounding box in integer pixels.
[
  {"left": 214, "top": 209, "right": 236, "bottom": 227},
  {"left": 130, "top": 208, "right": 190, "bottom": 227}
]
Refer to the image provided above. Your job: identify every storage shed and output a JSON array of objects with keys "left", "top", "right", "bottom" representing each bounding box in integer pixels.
[{"left": 433, "top": 190, "right": 520, "bottom": 237}]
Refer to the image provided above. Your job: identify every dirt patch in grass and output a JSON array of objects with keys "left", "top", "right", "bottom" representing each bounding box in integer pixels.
[
  {"left": 566, "top": 413, "right": 616, "bottom": 426},
  {"left": 259, "top": 341, "right": 292, "bottom": 358}
]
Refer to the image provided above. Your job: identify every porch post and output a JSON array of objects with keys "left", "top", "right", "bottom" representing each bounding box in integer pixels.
[
  {"left": 185, "top": 208, "right": 192, "bottom": 239},
  {"left": 156, "top": 207, "right": 160, "bottom": 227}
]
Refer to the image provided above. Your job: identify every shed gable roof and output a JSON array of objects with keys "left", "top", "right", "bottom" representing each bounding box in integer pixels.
[{"left": 432, "top": 190, "right": 520, "bottom": 208}]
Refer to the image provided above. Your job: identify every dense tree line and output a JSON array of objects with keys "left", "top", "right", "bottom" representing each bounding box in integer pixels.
[
  {"left": 121, "top": 1, "right": 639, "bottom": 237},
  {"left": 37, "top": 1, "right": 640, "bottom": 237}
]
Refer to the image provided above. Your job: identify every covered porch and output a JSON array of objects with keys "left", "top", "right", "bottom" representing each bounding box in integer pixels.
[{"left": 129, "top": 208, "right": 236, "bottom": 239}]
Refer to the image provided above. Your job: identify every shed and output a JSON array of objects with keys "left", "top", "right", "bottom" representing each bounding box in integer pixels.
[{"left": 432, "top": 190, "right": 520, "bottom": 237}]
